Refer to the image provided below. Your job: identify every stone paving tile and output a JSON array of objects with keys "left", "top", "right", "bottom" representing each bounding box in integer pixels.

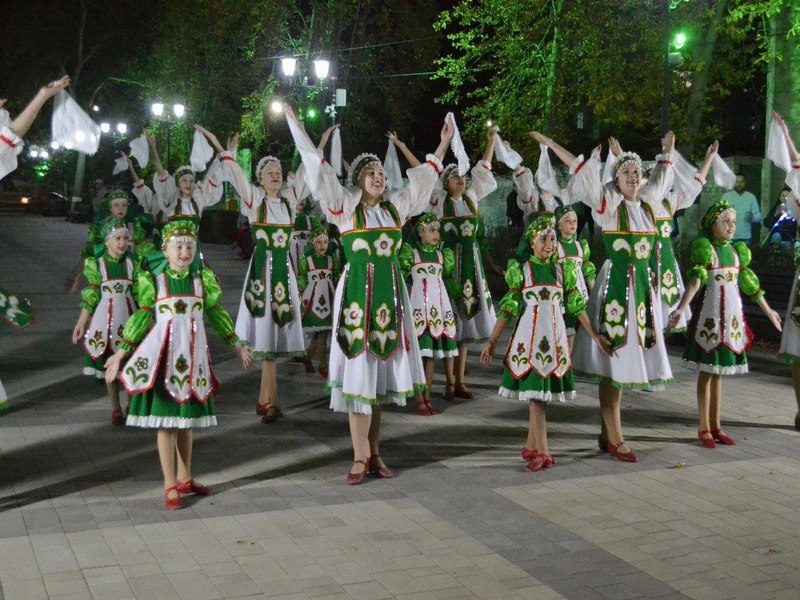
[{"left": 4, "top": 216, "right": 800, "bottom": 599}]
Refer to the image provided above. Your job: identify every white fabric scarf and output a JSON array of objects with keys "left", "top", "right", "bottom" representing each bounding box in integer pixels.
[
  {"left": 494, "top": 133, "right": 523, "bottom": 170},
  {"left": 767, "top": 118, "right": 792, "bottom": 172},
  {"left": 330, "top": 126, "right": 343, "bottom": 177},
  {"left": 671, "top": 150, "right": 699, "bottom": 198},
  {"left": 712, "top": 154, "right": 736, "bottom": 190},
  {"left": 129, "top": 134, "right": 149, "bottom": 168},
  {"left": 112, "top": 156, "right": 127, "bottom": 175},
  {"left": 602, "top": 151, "right": 617, "bottom": 185},
  {"left": 536, "top": 144, "right": 561, "bottom": 197},
  {"left": 190, "top": 129, "right": 214, "bottom": 172},
  {"left": 384, "top": 140, "right": 403, "bottom": 191},
  {"left": 445, "top": 112, "right": 470, "bottom": 176},
  {"left": 51, "top": 90, "right": 100, "bottom": 154}
]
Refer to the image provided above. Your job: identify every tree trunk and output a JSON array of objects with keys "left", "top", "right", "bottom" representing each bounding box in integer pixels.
[{"left": 684, "top": 0, "right": 728, "bottom": 159}]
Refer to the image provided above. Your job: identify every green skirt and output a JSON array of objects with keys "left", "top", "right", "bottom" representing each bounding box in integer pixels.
[
  {"left": 418, "top": 332, "right": 458, "bottom": 359},
  {"left": 499, "top": 368, "right": 576, "bottom": 403},
  {"left": 683, "top": 341, "right": 748, "bottom": 375}
]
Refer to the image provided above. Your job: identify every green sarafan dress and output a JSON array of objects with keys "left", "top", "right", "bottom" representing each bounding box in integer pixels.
[
  {"left": 398, "top": 242, "right": 460, "bottom": 358},
  {"left": 555, "top": 235, "right": 596, "bottom": 334},
  {"left": 79, "top": 253, "right": 138, "bottom": 378},
  {"left": 118, "top": 257, "right": 239, "bottom": 428},
  {"left": 683, "top": 238, "right": 764, "bottom": 375},
  {"left": 497, "top": 256, "right": 586, "bottom": 402}
]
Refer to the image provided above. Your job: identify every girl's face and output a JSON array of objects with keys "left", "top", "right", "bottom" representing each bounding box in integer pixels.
[
  {"left": 712, "top": 212, "right": 736, "bottom": 241},
  {"left": 558, "top": 213, "right": 578, "bottom": 238},
  {"left": 105, "top": 231, "right": 129, "bottom": 258},
  {"left": 616, "top": 164, "right": 641, "bottom": 199},
  {"left": 446, "top": 173, "right": 465, "bottom": 195},
  {"left": 312, "top": 236, "right": 329, "bottom": 255},
  {"left": 110, "top": 200, "right": 128, "bottom": 219},
  {"left": 419, "top": 225, "right": 440, "bottom": 246},
  {"left": 165, "top": 239, "right": 196, "bottom": 272},
  {"left": 530, "top": 231, "right": 556, "bottom": 260},
  {"left": 260, "top": 163, "right": 283, "bottom": 195},
  {"left": 359, "top": 166, "right": 386, "bottom": 199},
  {"left": 178, "top": 174, "right": 195, "bottom": 197}
]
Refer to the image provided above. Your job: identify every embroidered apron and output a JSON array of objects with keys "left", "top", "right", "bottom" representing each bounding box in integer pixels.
[
  {"left": 244, "top": 198, "right": 295, "bottom": 325},
  {"left": 693, "top": 245, "right": 747, "bottom": 354},
  {"left": 84, "top": 256, "right": 135, "bottom": 359},
  {"left": 440, "top": 195, "right": 489, "bottom": 320},
  {"left": 337, "top": 203, "right": 404, "bottom": 359},
  {"left": 0, "top": 287, "right": 33, "bottom": 328},
  {"left": 653, "top": 199, "right": 681, "bottom": 309},
  {"left": 121, "top": 272, "right": 214, "bottom": 403},
  {"left": 599, "top": 202, "right": 658, "bottom": 349},
  {"left": 301, "top": 253, "right": 334, "bottom": 322},
  {"left": 504, "top": 260, "right": 570, "bottom": 380},
  {"left": 409, "top": 248, "right": 457, "bottom": 340}
]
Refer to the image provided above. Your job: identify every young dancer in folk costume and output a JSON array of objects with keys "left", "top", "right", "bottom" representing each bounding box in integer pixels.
[
  {"left": 64, "top": 190, "right": 155, "bottom": 293},
  {"left": 105, "top": 219, "right": 251, "bottom": 509},
  {"left": 71, "top": 219, "right": 137, "bottom": 423},
  {"left": 534, "top": 130, "right": 676, "bottom": 463},
  {"left": 609, "top": 137, "right": 720, "bottom": 333},
  {"left": 146, "top": 130, "right": 224, "bottom": 224},
  {"left": 429, "top": 127, "right": 499, "bottom": 400},
  {"left": 481, "top": 216, "right": 612, "bottom": 471},
  {"left": 297, "top": 225, "right": 340, "bottom": 378},
  {"left": 289, "top": 185, "right": 324, "bottom": 275},
  {"left": 667, "top": 201, "right": 781, "bottom": 447},
  {"left": 286, "top": 104, "right": 453, "bottom": 483},
  {"left": 196, "top": 124, "right": 335, "bottom": 423},
  {"left": 764, "top": 112, "right": 800, "bottom": 429},
  {"left": 553, "top": 205, "right": 596, "bottom": 353},
  {"left": 398, "top": 212, "right": 460, "bottom": 415},
  {"left": 0, "top": 75, "right": 71, "bottom": 412}
]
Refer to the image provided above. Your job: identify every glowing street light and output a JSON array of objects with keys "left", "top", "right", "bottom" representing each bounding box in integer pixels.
[
  {"left": 281, "top": 57, "right": 297, "bottom": 77},
  {"left": 151, "top": 102, "right": 165, "bottom": 117},
  {"left": 116, "top": 123, "right": 128, "bottom": 135},
  {"left": 313, "top": 59, "right": 330, "bottom": 80},
  {"left": 270, "top": 100, "right": 284, "bottom": 114},
  {"left": 173, "top": 103, "right": 185, "bottom": 118},
  {"left": 673, "top": 32, "right": 687, "bottom": 49},
  {"left": 100, "top": 122, "right": 111, "bottom": 133}
]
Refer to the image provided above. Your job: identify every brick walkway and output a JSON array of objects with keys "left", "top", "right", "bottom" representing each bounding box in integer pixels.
[{"left": 1, "top": 215, "right": 798, "bottom": 600}]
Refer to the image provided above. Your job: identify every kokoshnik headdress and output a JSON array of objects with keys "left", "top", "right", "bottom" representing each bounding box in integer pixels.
[
  {"left": 161, "top": 218, "right": 198, "bottom": 249},
  {"left": 173, "top": 165, "right": 195, "bottom": 184},
  {"left": 524, "top": 215, "right": 556, "bottom": 245},
  {"left": 255, "top": 156, "right": 281, "bottom": 183},
  {"left": 348, "top": 153, "right": 383, "bottom": 187},
  {"left": 101, "top": 217, "right": 130, "bottom": 241},
  {"left": 612, "top": 152, "right": 643, "bottom": 178},
  {"left": 702, "top": 199, "right": 736, "bottom": 234}
]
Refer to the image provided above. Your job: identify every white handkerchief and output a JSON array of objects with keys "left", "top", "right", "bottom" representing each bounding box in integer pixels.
[
  {"left": 536, "top": 144, "right": 561, "bottom": 197},
  {"left": 331, "top": 127, "right": 342, "bottom": 177},
  {"left": 671, "top": 150, "right": 698, "bottom": 198},
  {"left": 767, "top": 118, "right": 791, "bottom": 172},
  {"left": 112, "top": 156, "right": 127, "bottom": 176},
  {"left": 712, "top": 154, "right": 736, "bottom": 190},
  {"left": 129, "top": 134, "right": 149, "bottom": 168},
  {"left": 602, "top": 152, "right": 617, "bottom": 185},
  {"left": 384, "top": 140, "right": 404, "bottom": 191},
  {"left": 51, "top": 90, "right": 101, "bottom": 154},
  {"left": 190, "top": 130, "right": 214, "bottom": 172},
  {"left": 494, "top": 134, "right": 523, "bottom": 170},
  {"left": 445, "top": 112, "right": 470, "bottom": 176}
]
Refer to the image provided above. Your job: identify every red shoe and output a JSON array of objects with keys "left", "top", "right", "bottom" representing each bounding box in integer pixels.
[
  {"left": 318, "top": 364, "right": 329, "bottom": 378},
  {"left": 711, "top": 429, "right": 735, "bottom": 445},
  {"left": 443, "top": 384, "right": 455, "bottom": 401},
  {"left": 608, "top": 441, "right": 638, "bottom": 463},
  {"left": 598, "top": 435, "right": 609, "bottom": 453},
  {"left": 542, "top": 454, "right": 556, "bottom": 468},
  {"left": 424, "top": 400, "right": 438, "bottom": 415},
  {"left": 521, "top": 447, "right": 539, "bottom": 462},
  {"left": 415, "top": 401, "right": 432, "bottom": 416},
  {"left": 260, "top": 405, "right": 283, "bottom": 424},
  {"left": 368, "top": 455, "right": 394, "bottom": 479},
  {"left": 526, "top": 455, "right": 546, "bottom": 472},
  {"left": 111, "top": 409, "right": 125, "bottom": 426},
  {"left": 256, "top": 401, "right": 267, "bottom": 416},
  {"left": 698, "top": 430, "right": 717, "bottom": 449},
  {"left": 347, "top": 459, "right": 369, "bottom": 485},
  {"left": 453, "top": 384, "right": 473, "bottom": 400},
  {"left": 176, "top": 479, "right": 213, "bottom": 496},
  {"left": 165, "top": 485, "right": 182, "bottom": 510}
]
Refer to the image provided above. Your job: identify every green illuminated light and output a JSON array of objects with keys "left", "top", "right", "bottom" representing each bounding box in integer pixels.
[{"left": 673, "top": 32, "right": 687, "bottom": 49}]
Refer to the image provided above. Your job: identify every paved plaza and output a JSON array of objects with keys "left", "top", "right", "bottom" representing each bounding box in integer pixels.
[{"left": 1, "top": 215, "right": 800, "bottom": 600}]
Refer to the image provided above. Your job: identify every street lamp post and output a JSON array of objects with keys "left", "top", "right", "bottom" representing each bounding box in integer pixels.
[
  {"left": 151, "top": 102, "right": 185, "bottom": 173},
  {"left": 661, "top": 0, "right": 689, "bottom": 136}
]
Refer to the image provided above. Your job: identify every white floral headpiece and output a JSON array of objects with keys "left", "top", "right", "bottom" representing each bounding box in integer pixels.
[
  {"left": 255, "top": 156, "right": 281, "bottom": 183},
  {"left": 348, "top": 153, "right": 382, "bottom": 187},
  {"left": 612, "top": 152, "right": 642, "bottom": 177}
]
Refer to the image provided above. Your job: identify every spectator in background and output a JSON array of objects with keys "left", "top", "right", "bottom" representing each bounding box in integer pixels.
[{"left": 720, "top": 174, "right": 761, "bottom": 245}]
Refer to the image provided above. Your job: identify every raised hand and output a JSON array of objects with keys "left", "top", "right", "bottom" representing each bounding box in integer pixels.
[
  {"left": 530, "top": 131, "right": 550, "bottom": 146},
  {"left": 706, "top": 140, "right": 719, "bottom": 158},
  {"left": 226, "top": 132, "right": 239, "bottom": 152},
  {"left": 194, "top": 124, "right": 223, "bottom": 153},
  {"left": 662, "top": 131, "right": 676, "bottom": 154},
  {"left": 608, "top": 137, "right": 622, "bottom": 157},
  {"left": 40, "top": 75, "right": 71, "bottom": 99}
]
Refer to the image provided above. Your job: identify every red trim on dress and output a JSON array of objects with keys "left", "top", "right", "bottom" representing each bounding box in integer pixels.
[
  {"left": 574, "top": 160, "right": 586, "bottom": 174},
  {"left": 328, "top": 206, "right": 344, "bottom": 216},
  {"left": 0, "top": 135, "right": 16, "bottom": 148},
  {"left": 220, "top": 155, "right": 235, "bottom": 162},
  {"left": 426, "top": 160, "right": 442, "bottom": 174},
  {"left": 597, "top": 196, "right": 607, "bottom": 215}
]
